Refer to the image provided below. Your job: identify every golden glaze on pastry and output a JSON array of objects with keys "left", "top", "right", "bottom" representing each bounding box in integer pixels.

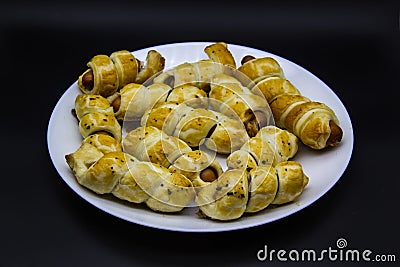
[{"left": 196, "top": 169, "right": 249, "bottom": 221}]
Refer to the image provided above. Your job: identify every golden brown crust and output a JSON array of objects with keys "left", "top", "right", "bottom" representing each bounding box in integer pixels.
[
  {"left": 78, "top": 55, "right": 119, "bottom": 97},
  {"left": 255, "top": 77, "right": 300, "bottom": 103},
  {"left": 135, "top": 50, "right": 165, "bottom": 84},
  {"left": 204, "top": 42, "right": 236, "bottom": 68},
  {"left": 109, "top": 50, "right": 138, "bottom": 88},
  {"left": 238, "top": 57, "right": 284, "bottom": 83},
  {"left": 196, "top": 169, "right": 249, "bottom": 221}
]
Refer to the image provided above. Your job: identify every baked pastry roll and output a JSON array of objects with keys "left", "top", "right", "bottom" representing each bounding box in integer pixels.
[
  {"left": 245, "top": 165, "right": 278, "bottom": 213},
  {"left": 205, "top": 111, "right": 249, "bottom": 154},
  {"left": 168, "top": 150, "right": 224, "bottom": 188},
  {"left": 79, "top": 110, "right": 122, "bottom": 142},
  {"left": 173, "top": 107, "right": 219, "bottom": 147},
  {"left": 73, "top": 94, "right": 122, "bottom": 142},
  {"left": 141, "top": 102, "right": 181, "bottom": 134},
  {"left": 256, "top": 77, "right": 343, "bottom": 149},
  {"left": 107, "top": 83, "right": 171, "bottom": 121},
  {"left": 134, "top": 50, "right": 166, "bottom": 84},
  {"left": 196, "top": 169, "right": 249, "bottom": 221},
  {"left": 272, "top": 161, "right": 309, "bottom": 204},
  {"left": 66, "top": 136, "right": 194, "bottom": 212},
  {"left": 109, "top": 50, "right": 138, "bottom": 88},
  {"left": 238, "top": 56, "right": 285, "bottom": 83},
  {"left": 78, "top": 55, "right": 119, "bottom": 97},
  {"left": 74, "top": 94, "right": 114, "bottom": 120},
  {"left": 245, "top": 161, "right": 309, "bottom": 212},
  {"left": 254, "top": 77, "right": 301, "bottom": 103},
  {"left": 209, "top": 74, "right": 272, "bottom": 137},
  {"left": 114, "top": 160, "right": 195, "bottom": 213},
  {"left": 255, "top": 126, "right": 298, "bottom": 162},
  {"left": 65, "top": 134, "right": 122, "bottom": 179},
  {"left": 153, "top": 60, "right": 226, "bottom": 90},
  {"left": 78, "top": 50, "right": 165, "bottom": 97},
  {"left": 142, "top": 102, "right": 249, "bottom": 154},
  {"left": 226, "top": 126, "right": 298, "bottom": 169},
  {"left": 143, "top": 102, "right": 218, "bottom": 147},
  {"left": 166, "top": 84, "right": 208, "bottom": 109},
  {"left": 204, "top": 42, "right": 236, "bottom": 68},
  {"left": 226, "top": 149, "right": 258, "bottom": 173},
  {"left": 123, "top": 126, "right": 192, "bottom": 168}
]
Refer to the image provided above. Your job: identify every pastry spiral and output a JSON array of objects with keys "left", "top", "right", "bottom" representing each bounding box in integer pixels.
[
  {"left": 209, "top": 74, "right": 272, "bottom": 137},
  {"left": 65, "top": 135, "right": 195, "bottom": 212},
  {"left": 141, "top": 102, "right": 249, "bottom": 154},
  {"left": 123, "top": 126, "right": 224, "bottom": 186},
  {"left": 224, "top": 126, "right": 308, "bottom": 213},
  {"left": 74, "top": 94, "right": 122, "bottom": 142},
  {"left": 78, "top": 50, "right": 165, "bottom": 97},
  {"left": 239, "top": 56, "right": 343, "bottom": 150}
]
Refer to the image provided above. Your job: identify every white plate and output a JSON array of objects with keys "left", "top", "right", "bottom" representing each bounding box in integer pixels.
[{"left": 47, "top": 42, "right": 353, "bottom": 232}]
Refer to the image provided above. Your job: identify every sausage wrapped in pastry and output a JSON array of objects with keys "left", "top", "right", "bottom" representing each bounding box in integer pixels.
[
  {"left": 238, "top": 56, "right": 285, "bottom": 83},
  {"left": 123, "top": 126, "right": 192, "bottom": 168},
  {"left": 196, "top": 169, "right": 249, "bottom": 221},
  {"left": 65, "top": 136, "right": 195, "bottom": 212},
  {"left": 209, "top": 74, "right": 272, "bottom": 137},
  {"left": 255, "top": 77, "right": 343, "bottom": 149},
  {"left": 107, "top": 83, "right": 171, "bottom": 121},
  {"left": 168, "top": 150, "right": 224, "bottom": 188},
  {"left": 74, "top": 94, "right": 122, "bottom": 142},
  {"left": 226, "top": 126, "right": 298, "bottom": 168},
  {"left": 141, "top": 102, "right": 249, "bottom": 154},
  {"left": 245, "top": 162, "right": 309, "bottom": 213},
  {"left": 78, "top": 50, "right": 165, "bottom": 97},
  {"left": 153, "top": 60, "right": 226, "bottom": 91}
]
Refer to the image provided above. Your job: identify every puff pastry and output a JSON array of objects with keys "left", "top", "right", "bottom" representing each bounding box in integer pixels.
[
  {"left": 141, "top": 102, "right": 249, "bottom": 154},
  {"left": 123, "top": 126, "right": 192, "bottom": 168},
  {"left": 153, "top": 60, "right": 226, "bottom": 90},
  {"left": 78, "top": 49, "right": 165, "bottom": 97},
  {"left": 168, "top": 150, "right": 224, "bottom": 188},
  {"left": 74, "top": 94, "right": 122, "bottom": 142},
  {"left": 240, "top": 60, "right": 343, "bottom": 149},
  {"left": 204, "top": 42, "right": 236, "bottom": 68},
  {"left": 238, "top": 56, "right": 285, "bottom": 83},
  {"left": 226, "top": 125, "right": 298, "bottom": 168},
  {"left": 78, "top": 55, "right": 119, "bottom": 97},
  {"left": 196, "top": 169, "right": 249, "bottom": 221},
  {"left": 245, "top": 162, "right": 309, "bottom": 213},
  {"left": 223, "top": 126, "right": 307, "bottom": 214},
  {"left": 66, "top": 136, "right": 195, "bottom": 212},
  {"left": 107, "top": 83, "right": 171, "bottom": 121},
  {"left": 209, "top": 74, "right": 272, "bottom": 137}
]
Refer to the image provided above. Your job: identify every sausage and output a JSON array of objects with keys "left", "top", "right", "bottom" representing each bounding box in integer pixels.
[
  {"left": 200, "top": 167, "right": 218, "bottom": 182},
  {"left": 81, "top": 69, "right": 94, "bottom": 90},
  {"left": 326, "top": 120, "right": 343, "bottom": 147},
  {"left": 111, "top": 95, "right": 121, "bottom": 113},
  {"left": 241, "top": 55, "right": 256, "bottom": 65}
]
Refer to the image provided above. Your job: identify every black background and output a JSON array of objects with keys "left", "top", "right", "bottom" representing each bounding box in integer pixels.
[{"left": 1, "top": 0, "right": 399, "bottom": 266}]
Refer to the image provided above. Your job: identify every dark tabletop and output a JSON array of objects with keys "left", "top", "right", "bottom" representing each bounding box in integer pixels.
[{"left": 1, "top": 0, "right": 399, "bottom": 266}]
